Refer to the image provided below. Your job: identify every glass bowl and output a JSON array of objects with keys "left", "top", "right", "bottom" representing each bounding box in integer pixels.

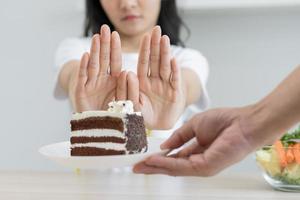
[{"left": 256, "top": 145, "right": 300, "bottom": 192}]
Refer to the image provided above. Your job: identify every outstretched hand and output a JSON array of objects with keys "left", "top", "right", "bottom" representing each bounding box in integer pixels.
[{"left": 133, "top": 106, "right": 267, "bottom": 176}]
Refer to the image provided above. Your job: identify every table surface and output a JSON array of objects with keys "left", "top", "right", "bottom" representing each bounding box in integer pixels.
[{"left": 0, "top": 169, "right": 299, "bottom": 200}]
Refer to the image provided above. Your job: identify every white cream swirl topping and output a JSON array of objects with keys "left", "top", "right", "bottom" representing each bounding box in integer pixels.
[{"left": 108, "top": 100, "right": 134, "bottom": 114}]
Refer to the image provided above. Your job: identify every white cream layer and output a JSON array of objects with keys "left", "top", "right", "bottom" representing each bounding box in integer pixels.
[
  {"left": 72, "top": 110, "right": 141, "bottom": 121},
  {"left": 71, "top": 129, "right": 125, "bottom": 139},
  {"left": 71, "top": 142, "right": 126, "bottom": 151}
]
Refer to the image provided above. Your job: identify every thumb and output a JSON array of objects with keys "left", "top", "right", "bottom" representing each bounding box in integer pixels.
[
  {"left": 116, "top": 71, "right": 128, "bottom": 100},
  {"left": 127, "top": 71, "right": 140, "bottom": 111},
  {"left": 160, "top": 118, "right": 196, "bottom": 150},
  {"left": 188, "top": 126, "right": 252, "bottom": 176}
]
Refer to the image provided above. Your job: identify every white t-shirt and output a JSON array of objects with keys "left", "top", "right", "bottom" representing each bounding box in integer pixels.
[{"left": 54, "top": 37, "right": 210, "bottom": 137}]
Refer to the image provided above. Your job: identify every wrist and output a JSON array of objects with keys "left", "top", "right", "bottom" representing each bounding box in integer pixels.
[
  {"left": 68, "top": 66, "right": 78, "bottom": 91},
  {"left": 239, "top": 102, "right": 283, "bottom": 149},
  {"left": 68, "top": 66, "right": 80, "bottom": 112},
  {"left": 180, "top": 69, "right": 200, "bottom": 106},
  {"left": 181, "top": 74, "right": 188, "bottom": 107}
]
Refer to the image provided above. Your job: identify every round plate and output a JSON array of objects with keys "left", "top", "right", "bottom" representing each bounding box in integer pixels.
[{"left": 39, "top": 137, "right": 167, "bottom": 170}]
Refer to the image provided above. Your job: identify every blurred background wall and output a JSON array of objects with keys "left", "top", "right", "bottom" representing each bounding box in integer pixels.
[{"left": 0, "top": 0, "right": 299, "bottom": 172}]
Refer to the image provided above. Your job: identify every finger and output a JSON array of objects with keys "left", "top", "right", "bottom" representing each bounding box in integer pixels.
[
  {"left": 143, "top": 155, "right": 194, "bottom": 176},
  {"left": 170, "top": 58, "right": 181, "bottom": 90},
  {"left": 135, "top": 151, "right": 218, "bottom": 176},
  {"left": 87, "top": 34, "right": 100, "bottom": 86},
  {"left": 175, "top": 141, "right": 205, "bottom": 158},
  {"left": 159, "top": 35, "right": 171, "bottom": 81},
  {"left": 110, "top": 31, "right": 122, "bottom": 77},
  {"left": 116, "top": 71, "right": 127, "bottom": 100},
  {"left": 99, "top": 25, "right": 111, "bottom": 75},
  {"left": 133, "top": 162, "right": 173, "bottom": 175},
  {"left": 78, "top": 52, "right": 89, "bottom": 88},
  {"left": 127, "top": 72, "right": 140, "bottom": 111},
  {"left": 188, "top": 127, "right": 252, "bottom": 176},
  {"left": 160, "top": 120, "right": 195, "bottom": 150},
  {"left": 137, "top": 34, "right": 151, "bottom": 78},
  {"left": 149, "top": 26, "right": 161, "bottom": 78}
]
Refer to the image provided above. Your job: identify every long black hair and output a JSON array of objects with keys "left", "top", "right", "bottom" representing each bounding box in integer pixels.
[{"left": 84, "top": 0, "right": 190, "bottom": 46}]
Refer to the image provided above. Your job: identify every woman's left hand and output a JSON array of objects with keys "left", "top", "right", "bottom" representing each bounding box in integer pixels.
[{"left": 133, "top": 26, "right": 186, "bottom": 129}]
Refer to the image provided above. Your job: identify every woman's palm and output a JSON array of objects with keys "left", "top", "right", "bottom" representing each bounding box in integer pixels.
[
  {"left": 136, "top": 27, "right": 186, "bottom": 129},
  {"left": 71, "top": 25, "right": 123, "bottom": 112}
]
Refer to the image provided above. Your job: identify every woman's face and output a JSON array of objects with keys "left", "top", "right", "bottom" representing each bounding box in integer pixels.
[{"left": 100, "top": 0, "right": 161, "bottom": 37}]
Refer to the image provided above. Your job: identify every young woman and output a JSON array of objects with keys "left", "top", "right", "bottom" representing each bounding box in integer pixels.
[{"left": 54, "top": 0, "right": 209, "bottom": 133}]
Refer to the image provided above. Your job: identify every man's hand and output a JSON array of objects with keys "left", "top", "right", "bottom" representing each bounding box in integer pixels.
[{"left": 134, "top": 106, "right": 268, "bottom": 176}]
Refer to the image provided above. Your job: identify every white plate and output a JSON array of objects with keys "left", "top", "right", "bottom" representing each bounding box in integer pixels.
[{"left": 39, "top": 137, "right": 167, "bottom": 170}]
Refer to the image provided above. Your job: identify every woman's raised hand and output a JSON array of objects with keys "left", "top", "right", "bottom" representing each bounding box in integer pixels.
[
  {"left": 70, "top": 25, "right": 122, "bottom": 112},
  {"left": 136, "top": 26, "right": 186, "bottom": 129},
  {"left": 71, "top": 25, "right": 186, "bottom": 131}
]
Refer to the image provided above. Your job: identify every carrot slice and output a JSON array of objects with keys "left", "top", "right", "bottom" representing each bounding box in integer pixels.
[
  {"left": 292, "top": 143, "right": 300, "bottom": 164},
  {"left": 274, "top": 140, "right": 287, "bottom": 168},
  {"left": 286, "top": 145, "right": 295, "bottom": 163}
]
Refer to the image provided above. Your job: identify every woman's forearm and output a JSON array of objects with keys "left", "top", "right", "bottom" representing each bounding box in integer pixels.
[
  {"left": 181, "top": 68, "right": 202, "bottom": 106},
  {"left": 58, "top": 60, "right": 80, "bottom": 93}
]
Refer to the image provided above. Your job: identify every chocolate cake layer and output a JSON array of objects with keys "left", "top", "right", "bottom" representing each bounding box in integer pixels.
[
  {"left": 71, "top": 116, "right": 124, "bottom": 132},
  {"left": 125, "top": 114, "right": 147, "bottom": 154},
  {"left": 71, "top": 147, "right": 125, "bottom": 156},
  {"left": 70, "top": 136, "right": 126, "bottom": 144}
]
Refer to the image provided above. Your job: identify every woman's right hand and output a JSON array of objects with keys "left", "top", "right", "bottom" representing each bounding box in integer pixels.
[{"left": 68, "top": 25, "right": 123, "bottom": 112}]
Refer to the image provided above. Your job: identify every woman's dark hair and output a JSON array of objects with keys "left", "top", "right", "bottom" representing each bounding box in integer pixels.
[{"left": 84, "top": 0, "right": 190, "bottom": 46}]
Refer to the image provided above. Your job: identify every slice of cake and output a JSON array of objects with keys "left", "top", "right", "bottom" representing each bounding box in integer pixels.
[{"left": 70, "top": 101, "right": 148, "bottom": 156}]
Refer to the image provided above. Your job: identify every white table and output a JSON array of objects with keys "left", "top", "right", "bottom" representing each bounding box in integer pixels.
[{"left": 0, "top": 170, "right": 299, "bottom": 200}]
